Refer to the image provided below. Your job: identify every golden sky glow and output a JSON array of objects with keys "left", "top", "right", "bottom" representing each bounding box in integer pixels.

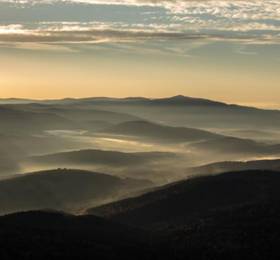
[{"left": 0, "top": 0, "right": 279, "bottom": 108}]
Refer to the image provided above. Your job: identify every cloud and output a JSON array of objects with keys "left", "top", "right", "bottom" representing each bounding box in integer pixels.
[
  {"left": 9, "top": 42, "right": 78, "bottom": 52},
  {"left": 0, "top": 0, "right": 279, "bottom": 52},
  {"left": 0, "top": 23, "right": 278, "bottom": 45}
]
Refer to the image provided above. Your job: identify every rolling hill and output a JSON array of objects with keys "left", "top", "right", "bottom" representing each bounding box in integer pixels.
[
  {"left": 0, "top": 169, "right": 152, "bottom": 215},
  {"left": 190, "top": 136, "right": 280, "bottom": 156},
  {"left": 3, "top": 95, "right": 280, "bottom": 131},
  {"left": 101, "top": 121, "right": 280, "bottom": 160},
  {"left": 53, "top": 95, "right": 280, "bottom": 130},
  {"left": 0, "top": 106, "right": 77, "bottom": 134},
  {"left": 220, "top": 129, "right": 280, "bottom": 143},
  {"left": 3, "top": 103, "right": 141, "bottom": 129},
  {"left": 101, "top": 120, "right": 221, "bottom": 143},
  {"left": 0, "top": 133, "right": 87, "bottom": 176},
  {"left": 28, "top": 149, "right": 177, "bottom": 168},
  {"left": 188, "top": 158, "right": 280, "bottom": 176},
  {"left": 0, "top": 95, "right": 228, "bottom": 107},
  {"left": 90, "top": 170, "right": 280, "bottom": 228}
]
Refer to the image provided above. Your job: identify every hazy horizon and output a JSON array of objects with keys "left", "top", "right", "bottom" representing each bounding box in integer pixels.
[
  {"left": 0, "top": 0, "right": 279, "bottom": 108},
  {"left": 0, "top": 94, "right": 279, "bottom": 110}
]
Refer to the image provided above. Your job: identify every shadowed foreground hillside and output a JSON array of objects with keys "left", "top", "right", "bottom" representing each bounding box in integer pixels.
[
  {"left": 91, "top": 170, "right": 280, "bottom": 228},
  {"left": 2, "top": 173, "right": 280, "bottom": 259},
  {"left": 162, "top": 200, "right": 280, "bottom": 260},
  {"left": 0, "top": 211, "right": 156, "bottom": 260}
]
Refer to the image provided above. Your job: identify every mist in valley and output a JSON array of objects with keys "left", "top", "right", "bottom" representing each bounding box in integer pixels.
[
  {"left": 1, "top": 96, "right": 280, "bottom": 215},
  {"left": 2, "top": 95, "right": 280, "bottom": 260}
]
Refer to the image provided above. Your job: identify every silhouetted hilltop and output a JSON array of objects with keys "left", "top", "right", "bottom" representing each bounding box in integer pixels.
[
  {"left": 91, "top": 170, "right": 280, "bottom": 228},
  {"left": 0, "top": 169, "right": 152, "bottom": 215},
  {"left": 152, "top": 95, "right": 227, "bottom": 106},
  {"left": 61, "top": 95, "right": 228, "bottom": 107},
  {"left": 0, "top": 95, "right": 226, "bottom": 106}
]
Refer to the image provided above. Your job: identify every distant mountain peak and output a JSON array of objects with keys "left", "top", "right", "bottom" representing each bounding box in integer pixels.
[
  {"left": 169, "top": 95, "right": 189, "bottom": 100},
  {"left": 153, "top": 95, "right": 227, "bottom": 106}
]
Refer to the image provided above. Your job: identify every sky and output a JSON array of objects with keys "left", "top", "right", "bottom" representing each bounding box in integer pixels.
[{"left": 0, "top": 0, "right": 279, "bottom": 108}]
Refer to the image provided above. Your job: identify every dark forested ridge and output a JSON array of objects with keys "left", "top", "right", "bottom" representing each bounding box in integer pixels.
[
  {"left": 0, "top": 211, "right": 156, "bottom": 260},
  {"left": 91, "top": 170, "right": 280, "bottom": 228},
  {"left": 1, "top": 170, "right": 280, "bottom": 259},
  {"left": 1, "top": 206, "right": 280, "bottom": 260},
  {"left": 1, "top": 195, "right": 280, "bottom": 259}
]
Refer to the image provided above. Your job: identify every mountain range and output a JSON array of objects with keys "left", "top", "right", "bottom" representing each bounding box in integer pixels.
[{"left": 2, "top": 95, "right": 280, "bottom": 132}]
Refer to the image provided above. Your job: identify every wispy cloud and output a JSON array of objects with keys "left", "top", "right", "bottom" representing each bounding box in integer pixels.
[
  {"left": 0, "top": 0, "right": 279, "bottom": 52},
  {"left": 0, "top": 22, "right": 279, "bottom": 44}
]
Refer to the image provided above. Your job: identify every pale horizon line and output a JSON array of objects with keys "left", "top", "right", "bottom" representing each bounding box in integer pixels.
[{"left": 0, "top": 94, "right": 279, "bottom": 111}]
